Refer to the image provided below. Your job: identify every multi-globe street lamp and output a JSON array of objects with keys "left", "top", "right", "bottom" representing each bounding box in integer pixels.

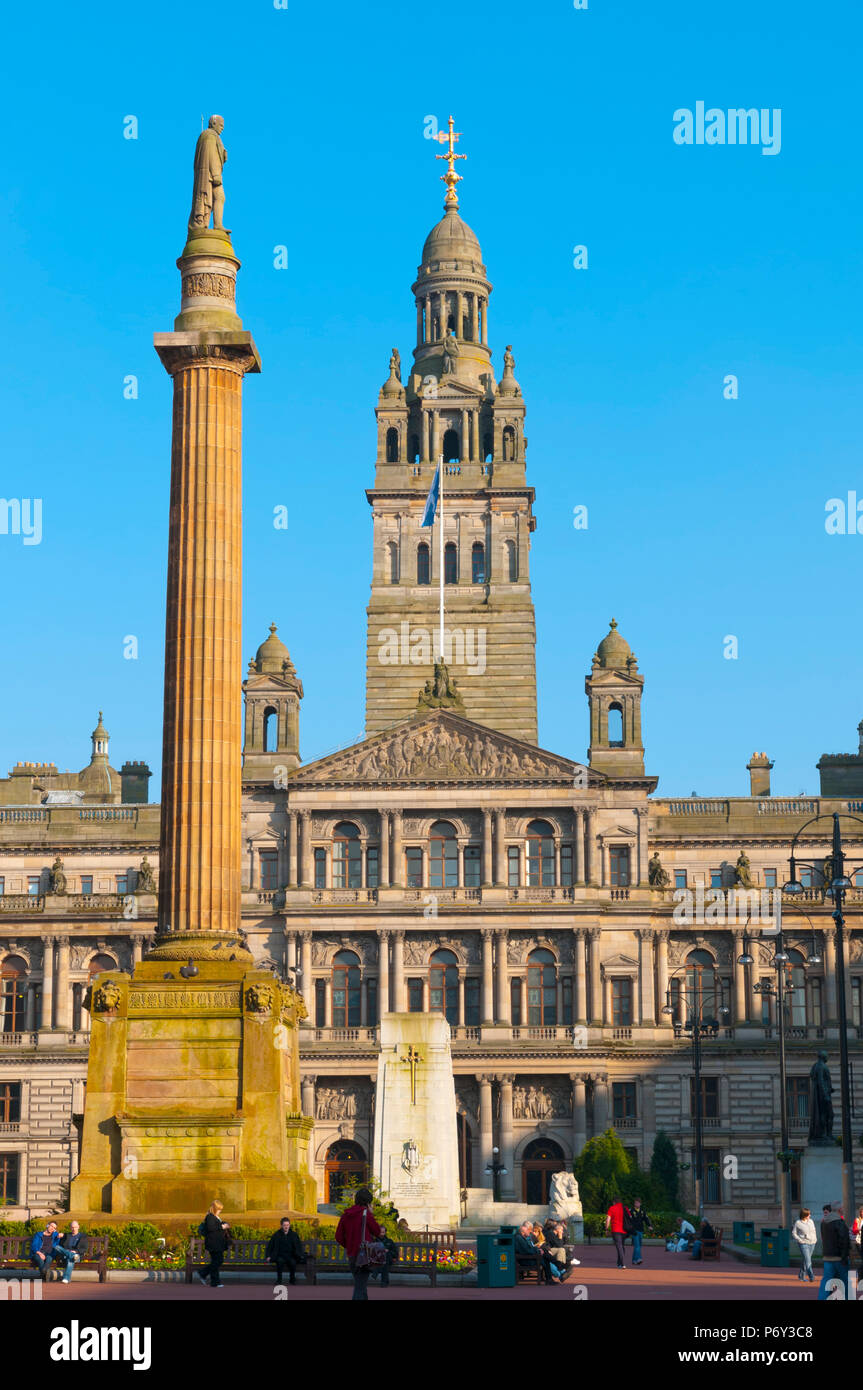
[{"left": 662, "top": 966, "right": 729, "bottom": 1220}]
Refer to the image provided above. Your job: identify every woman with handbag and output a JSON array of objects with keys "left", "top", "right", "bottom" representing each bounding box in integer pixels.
[
  {"left": 335, "top": 1187, "right": 385, "bottom": 1300},
  {"left": 194, "top": 1199, "right": 231, "bottom": 1288}
]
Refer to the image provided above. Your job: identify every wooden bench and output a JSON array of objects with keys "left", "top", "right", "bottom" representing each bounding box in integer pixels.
[
  {"left": 305, "top": 1238, "right": 438, "bottom": 1286},
  {"left": 416, "top": 1230, "right": 457, "bottom": 1249},
  {"left": 0, "top": 1233, "right": 108, "bottom": 1283},
  {"left": 185, "top": 1237, "right": 312, "bottom": 1284},
  {"left": 701, "top": 1227, "right": 723, "bottom": 1262},
  {"left": 515, "top": 1248, "right": 545, "bottom": 1283}
]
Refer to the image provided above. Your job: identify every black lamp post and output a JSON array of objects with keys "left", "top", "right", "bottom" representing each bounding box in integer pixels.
[
  {"left": 663, "top": 969, "right": 729, "bottom": 1220},
  {"left": 784, "top": 811, "right": 859, "bottom": 1221},
  {"left": 484, "top": 1145, "right": 507, "bottom": 1203}
]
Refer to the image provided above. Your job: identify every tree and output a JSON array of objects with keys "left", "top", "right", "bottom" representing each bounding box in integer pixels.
[
  {"left": 335, "top": 1175, "right": 408, "bottom": 1240},
  {"left": 573, "top": 1128, "right": 634, "bottom": 1212},
  {"left": 650, "top": 1129, "right": 679, "bottom": 1209}
]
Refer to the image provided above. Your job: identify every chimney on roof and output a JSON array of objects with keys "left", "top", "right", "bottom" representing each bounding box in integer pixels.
[{"left": 747, "top": 751, "right": 773, "bottom": 797}]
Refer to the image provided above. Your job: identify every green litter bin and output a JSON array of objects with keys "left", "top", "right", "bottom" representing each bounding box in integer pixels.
[
  {"left": 760, "top": 1227, "right": 790, "bottom": 1267},
  {"left": 476, "top": 1231, "right": 516, "bottom": 1287},
  {"left": 733, "top": 1221, "right": 756, "bottom": 1245}
]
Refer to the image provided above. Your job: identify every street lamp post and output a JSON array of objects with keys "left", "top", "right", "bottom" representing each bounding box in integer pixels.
[
  {"left": 663, "top": 969, "right": 729, "bottom": 1222},
  {"left": 484, "top": 1145, "right": 507, "bottom": 1203}
]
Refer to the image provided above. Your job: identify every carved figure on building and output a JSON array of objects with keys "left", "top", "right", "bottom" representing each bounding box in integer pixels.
[
  {"left": 136, "top": 856, "right": 156, "bottom": 893},
  {"left": 91, "top": 980, "right": 121, "bottom": 1013},
  {"left": 548, "top": 1171, "right": 582, "bottom": 1222},
  {"left": 417, "top": 660, "right": 465, "bottom": 713},
  {"left": 821, "top": 856, "right": 834, "bottom": 892},
  {"left": 188, "top": 115, "right": 228, "bottom": 234},
  {"left": 390, "top": 348, "right": 401, "bottom": 382},
  {"left": 442, "top": 330, "right": 459, "bottom": 374},
  {"left": 808, "top": 1050, "right": 834, "bottom": 1144},
  {"left": 734, "top": 851, "right": 753, "bottom": 889},
  {"left": 49, "top": 857, "right": 67, "bottom": 895},
  {"left": 514, "top": 1081, "right": 570, "bottom": 1119},
  {"left": 648, "top": 852, "right": 669, "bottom": 888},
  {"left": 245, "top": 982, "right": 274, "bottom": 1014}
]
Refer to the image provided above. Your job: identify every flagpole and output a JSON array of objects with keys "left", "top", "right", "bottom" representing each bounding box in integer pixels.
[{"left": 438, "top": 453, "right": 444, "bottom": 662}]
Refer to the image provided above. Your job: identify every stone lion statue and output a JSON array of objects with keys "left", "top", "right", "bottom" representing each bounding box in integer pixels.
[{"left": 548, "top": 1170, "right": 582, "bottom": 1221}]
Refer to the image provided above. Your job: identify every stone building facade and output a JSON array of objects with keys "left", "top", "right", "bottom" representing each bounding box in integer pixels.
[{"left": 2, "top": 178, "right": 862, "bottom": 1224}]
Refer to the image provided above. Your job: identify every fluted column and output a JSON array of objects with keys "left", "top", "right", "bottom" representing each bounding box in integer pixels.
[
  {"left": 588, "top": 928, "right": 602, "bottom": 1025},
  {"left": 392, "top": 930, "right": 405, "bottom": 1011},
  {"left": 391, "top": 808, "right": 403, "bottom": 887},
  {"left": 574, "top": 929, "right": 587, "bottom": 1024},
  {"left": 478, "top": 1074, "right": 494, "bottom": 1185},
  {"left": 482, "top": 809, "right": 493, "bottom": 885},
  {"left": 380, "top": 810, "right": 390, "bottom": 887},
  {"left": 40, "top": 937, "right": 54, "bottom": 1030},
  {"left": 636, "top": 807, "right": 649, "bottom": 885},
  {"left": 638, "top": 928, "right": 654, "bottom": 1025},
  {"left": 656, "top": 930, "right": 670, "bottom": 1024},
  {"left": 424, "top": 294, "right": 431, "bottom": 344},
  {"left": 299, "top": 931, "right": 313, "bottom": 1020},
  {"left": 471, "top": 409, "right": 480, "bottom": 462},
  {"left": 55, "top": 939, "right": 71, "bottom": 1031},
  {"left": 498, "top": 1074, "right": 516, "bottom": 1197},
  {"left": 378, "top": 930, "right": 390, "bottom": 1014},
  {"left": 287, "top": 809, "right": 299, "bottom": 886},
  {"left": 571, "top": 1074, "right": 587, "bottom": 1156},
  {"left": 457, "top": 972, "right": 465, "bottom": 1025},
  {"left": 586, "top": 809, "right": 598, "bottom": 885},
  {"left": 494, "top": 810, "right": 506, "bottom": 886},
  {"left": 495, "top": 929, "right": 510, "bottom": 1024},
  {"left": 480, "top": 298, "right": 488, "bottom": 345},
  {"left": 481, "top": 928, "right": 495, "bottom": 1022}
]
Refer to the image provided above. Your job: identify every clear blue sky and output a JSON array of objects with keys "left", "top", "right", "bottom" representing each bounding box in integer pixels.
[{"left": 1, "top": 0, "right": 861, "bottom": 797}]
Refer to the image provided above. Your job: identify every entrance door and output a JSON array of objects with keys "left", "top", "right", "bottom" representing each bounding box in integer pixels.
[
  {"left": 324, "top": 1140, "right": 367, "bottom": 1204},
  {"left": 521, "top": 1138, "right": 565, "bottom": 1204}
]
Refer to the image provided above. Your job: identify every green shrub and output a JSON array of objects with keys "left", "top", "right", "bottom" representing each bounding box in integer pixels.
[
  {"left": 583, "top": 1209, "right": 696, "bottom": 1241},
  {"left": 649, "top": 1130, "right": 680, "bottom": 1208},
  {"left": 335, "top": 1176, "right": 414, "bottom": 1240}
]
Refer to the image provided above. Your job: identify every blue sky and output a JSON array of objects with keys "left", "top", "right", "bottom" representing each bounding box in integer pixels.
[{"left": 1, "top": 0, "right": 861, "bottom": 797}]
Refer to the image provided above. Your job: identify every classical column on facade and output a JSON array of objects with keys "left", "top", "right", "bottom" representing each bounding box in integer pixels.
[
  {"left": 571, "top": 1074, "right": 587, "bottom": 1156},
  {"left": 323, "top": 978, "right": 332, "bottom": 1028},
  {"left": 573, "top": 929, "right": 587, "bottom": 1024},
  {"left": 422, "top": 407, "right": 431, "bottom": 463},
  {"left": 132, "top": 936, "right": 144, "bottom": 968},
  {"left": 300, "top": 1073, "right": 316, "bottom": 1119},
  {"left": 457, "top": 973, "right": 466, "bottom": 1026},
  {"left": 636, "top": 807, "right": 650, "bottom": 885},
  {"left": 299, "top": 931, "right": 313, "bottom": 1021},
  {"left": 497, "top": 1074, "right": 516, "bottom": 1198},
  {"left": 421, "top": 978, "right": 430, "bottom": 1012},
  {"left": 600, "top": 840, "right": 609, "bottom": 889},
  {"left": 495, "top": 929, "right": 510, "bottom": 1024},
  {"left": 391, "top": 808, "right": 404, "bottom": 887},
  {"left": 482, "top": 809, "right": 493, "bottom": 886},
  {"left": 586, "top": 809, "right": 598, "bottom": 886},
  {"left": 481, "top": 928, "right": 495, "bottom": 1022},
  {"left": 378, "top": 810, "right": 390, "bottom": 887},
  {"left": 732, "top": 929, "right": 748, "bottom": 1026},
  {"left": 588, "top": 928, "right": 602, "bottom": 1025},
  {"left": 298, "top": 810, "right": 312, "bottom": 888},
  {"left": 284, "top": 928, "right": 297, "bottom": 977},
  {"left": 656, "top": 930, "right": 671, "bottom": 1025},
  {"left": 592, "top": 1072, "right": 609, "bottom": 1135},
  {"left": 494, "top": 809, "right": 506, "bottom": 886},
  {"left": 286, "top": 809, "right": 298, "bottom": 887},
  {"left": 514, "top": 976, "right": 526, "bottom": 1024},
  {"left": 392, "top": 930, "right": 405, "bottom": 1011},
  {"left": 40, "top": 937, "right": 54, "bottom": 1031},
  {"left": 641, "top": 1075, "right": 657, "bottom": 1157},
  {"left": 478, "top": 1074, "right": 494, "bottom": 1186},
  {"left": 480, "top": 298, "right": 488, "bottom": 345},
  {"left": 25, "top": 987, "right": 37, "bottom": 1032},
  {"left": 424, "top": 294, "right": 431, "bottom": 344},
  {"left": 55, "top": 939, "right": 71, "bottom": 1032},
  {"left": 637, "top": 928, "right": 655, "bottom": 1026},
  {"left": 470, "top": 409, "right": 479, "bottom": 462},
  {"left": 378, "top": 930, "right": 390, "bottom": 1014},
  {"left": 824, "top": 928, "right": 838, "bottom": 1023},
  {"left": 573, "top": 808, "right": 585, "bottom": 885}
]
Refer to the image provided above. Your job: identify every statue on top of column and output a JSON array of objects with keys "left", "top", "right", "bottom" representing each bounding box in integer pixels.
[{"left": 188, "top": 115, "right": 229, "bottom": 235}]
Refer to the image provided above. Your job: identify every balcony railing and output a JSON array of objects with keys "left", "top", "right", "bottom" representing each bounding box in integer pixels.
[
  {"left": 403, "top": 888, "right": 480, "bottom": 904},
  {"left": 0, "top": 1122, "right": 20, "bottom": 1133},
  {"left": 510, "top": 1026, "right": 573, "bottom": 1042},
  {"left": 0, "top": 895, "right": 44, "bottom": 911},
  {"left": 304, "top": 1027, "right": 378, "bottom": 1043},
  {"left": 0, "top": 1033, "right": 37, "bottom": 1047},
  {"left": 508, "top": 887, "right": 575, "bottom": 903},
  {"left": 451, "top": 1026, "right": 481, "bottom": 1041},
  {"left": 309, "top": 889, "right": 379, "bottom": 905}
]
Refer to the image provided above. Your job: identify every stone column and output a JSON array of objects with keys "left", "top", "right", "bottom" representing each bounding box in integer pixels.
[
  {"left": 824, "top": 929, "right": 838, "bottom": 1023},
  {"left": 586, "top": 809, "right": 598, "bottom": 885},
  {"left": 571, "top": 1074, "right": 587, "bottom": 1156},
  {"left": 301, "top": 1073, "right": 316, "bottom": 1118},
  {"left": 323, "top": 978, "right": 332, "bottom": 1027},
  {"left": 391, "top": 809, "right": 403, "bottom": 887},
  {"left": 461, "top": 409, "right": 469, "bottom": 462},
  {"left": 495, "top": 929, "right": 510, "bottom": 1024},
  {"left": 573, "top": 809, "right": 585, "bottom": 884},
  {"left": 481, "top": 928, "right": 495, "bottom": 1022},
  {"left": 732, "top": 930, "right": 748, "bottom": 1025},
  {"left": 588, "top": 928, "right": 602, "bottom": 1025},
  {"left": 494, "top": 810, "right": 506, "bottom": 886},
  {"left": 574, "top": 929, "right": 587, "bottom": 1024},
  {"left": 471, "top": 409, "right": 480, "bottom": 463},
  {"left": 593, "top": 1073, "right": 609, "bottom": 1135},
  {"left": 554, "top": 839, "right": 562, "bottom": 887},
  {"left": 478, "top": 1074, "right": 494, "bottom": 1186},
  {"left": 456, "top": 291, "right": 464, "bottom": 336},
  {"left": 299, "top": 932, "right": 313, "bottom": 1020},
  {"left": 154, "top": 267, "right": 259, "bottom": 953},
  {"left": 470, "top": 293, "right": 478, "bottom": 343},
  {"left": 498, "top": 1074, "right": 516, "bottom": 1198},
  {"left": 55, "top": 939, "right": 71, "bottom": 1032},
  {"left": 636, "top": 808, "right": 649, "bottom": 886},
  {"left": 416, "top": 301, "right": 423, "bottom": 343},
  {"left": 600, "top": 840, "right": 609, "bottom": 888},
  {"left": 424, "top": 294, "right": 431, "bottom": 344},
  {"left": 285, "top": 929, "right": 297, "bottom": 975},
  {"left": 298, "top": 811, "right": 312, "bottom": 887},
  {"left": 392, "top": 931, "right": 405, "bottom": 1011},
  {"left": 40, "top": 937, "right": 54, "bottom": 1030},
  {"left": 380, "top": 810, "right": 390, "bottom": 886},
  {"left": 457, "top": 973, "right": 465, "bottom": 1026},
  {"left": 132, "top": 936, "right": 144, "bottom": 968},
  {"left": 480, "top": 298, "right": 488, "bottom": 345},
  {"left": 378, "top": 930, "right": 390, "bottom": 1014},
  {"left": 438, "top": 291, "right": 448, "bottom": 337},
  {"left": 287, "top": 809, "right": 298, "bottom": 886},
  {"left": 422, "top": 408, "right": 431, "bottom": 463},
  {"left": 482, "top": 809, "right": 493, "bottom": 886},
  {"left": 431, "top": 411, "right": 440, "bottom": 461},
  {"left": 25, "top": 986, "right": 37, "bottom": 1032},
  {"left": 656, "top": 931, "right": 670, "bottom": 1024},
  {"left": 638, "top": 928, "right": 655, "bottom": 1025}
]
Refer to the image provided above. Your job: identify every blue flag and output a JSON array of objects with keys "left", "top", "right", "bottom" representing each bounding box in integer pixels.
[{"left": 420, "top": 463, "right": 440, "bottom": 527}]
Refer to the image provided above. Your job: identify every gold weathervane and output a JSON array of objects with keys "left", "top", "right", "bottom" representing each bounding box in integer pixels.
[
  {"left": 435, "top": 115, "right": 466, "bottom": 205},
  {"left": 402, "top": 1044, "right": 423, "bottom": 1105}
]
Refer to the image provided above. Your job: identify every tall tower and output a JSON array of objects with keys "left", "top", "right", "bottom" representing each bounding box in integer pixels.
[
  {"left": 365, "top": 118, "right": 538, "bottom": 743},
  {"left": 585, "top": 620, "right": 646, "bottom": 778},
  {"left": 242, "top": 623, "right": 303, "bottom": 780}
]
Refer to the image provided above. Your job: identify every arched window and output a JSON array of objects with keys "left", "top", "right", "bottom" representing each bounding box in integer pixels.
[
  {"left": 417, "top": 542, "right": 430, "bottom": 586},
  {"left": 527, "top": 947, "right": 557, "bottom": 1025},
  {"left": 608, "top": 702, "right": 624, "bottom": 746},
  {"left": 430, "top": 947, "right": 458, "bottom": 1024},
  {"left": 444, "top": 542, "right": 458, "bottom": 585},
  {"left": 526, "top": 819, "right": 555, "bottom": 886},
  {"left": 263, "top": 706, "right": 278, "bottom": 753},
  {"left": 674, "top": 949, "right": 724, "bottom": 1025},
  {"left": 325, "top": 1140, "right": 367, "bottom": 1204},
  {"left": 502, "top": 425, "right": 516, "bottom": 460},
  {"left": 442, "top": 428, "right": 460, "bottom": 462},
  {"left": 1, "top": 956, "right": 28, "bottom": 1033},
  {"left": 471, "top": 542, "right": 486, "bottom": 584},
  {"left": 385, "top": 427, "right": 399, "bottom": 462},
  {"left": 522, "top": 1136, "right": 565, "bottom": 1204},
  {"left": 332, "top": 949, "right": 361, "bottom": 1027},
  {"left": 332, "top": 821, "right": 362, "bottom": 890},
  {"left": 88, "top": 953, "right": 118, "bottom": 981},
  {"left": 409, "top": 432, "right": 420, "bottom": 463},
  {"left": 505, "top": 539, "right": 517, "bottom": 582},
  {"left": 387, "top": 541, "right": 399, "bottom": 584},
  {"left": 429, "top": 820, "right": 458, "bottom": 889}
]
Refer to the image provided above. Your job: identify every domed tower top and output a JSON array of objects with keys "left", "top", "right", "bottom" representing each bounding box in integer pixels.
[{"left": 251, "top": 622, "right": 297, "bottom": 678}]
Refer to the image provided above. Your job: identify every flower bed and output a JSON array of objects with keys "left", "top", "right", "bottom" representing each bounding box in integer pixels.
[
  {"left": 436, "top": 1249, "right": 476, "bottom": 1272},
  {"left": 106, "top": 1253, "right": 179, "bottom": 1271}
]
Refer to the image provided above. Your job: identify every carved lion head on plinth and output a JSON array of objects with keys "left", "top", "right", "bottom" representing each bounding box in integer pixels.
[
  {"left": 245, "top": 982, "right": 275, "bottom": 1015},
  {"left": 92, "top": 980, "right": 122, "bottom": 1013}
]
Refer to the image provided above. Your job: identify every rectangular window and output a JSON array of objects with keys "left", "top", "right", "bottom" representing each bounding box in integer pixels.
[
  {"left": 609, "top": 847, "right": 630, "bottom": 887},
  {"left": 314, "top": 978, "right": 325, "bottom": 1028},
  {"left": 507, "top": 845, "right": 520, "bottom": 887},
  {"left": 0, "top": 1153, "right": 19, "bottom": 1206},
  {"left": 763, "top": 868, "right": 777, "bottom": 888},
  {"left": 809, "top": 977, "right": 822, "bottom": 1028},
  {"left": 854, "top": 869, "right": 863, "bottom": 888},
  {"left": 259, "top": 850, "right": 278, "bottom": 892},
  {"left": 314, "top": 849, "right": 326, "bottom": 890},
  {"left": 560, "top": 844, "right": 573, "bottom": 887},
  {"left": 852, "top": 977, "right": 862, "bottom": 1028},
  {"left": 465, "top": 977, "right": 480, "bottom": 1026},
  {"left": 115, "top": 874, "right": 128, "bottom": 895},
  {"left": 405, "top": 847, "right": 423, "bottom": 889},
  {"left": 703, "top": 1147, "right": 721, "bottom": 1204},
  {"left": 0, "top": 877, "right": 5, "bottom": 896},
  {"left": 408, "top": 979, "right": 423, "bottom": 1012},
  {"left": 612, "top": 1081, "right": 637, "bottom": 1122},
  {"left": 80, "top": 876, "right": 93, "bottom": 896},
  {"left": 366, "top": 847, "right": 379, "bottom": 889},
  {"left": 463, "top": 845, "right": 481, "bottom": 888},
  {"left": 611, "top": 977, "right": 632, "bottom": 1026},
  {"left": 710, "top": 869, "right": 723, "bottom": 889},
  {"left": 674, "top": 869, "right": 687, "bottom": 890},
  {"left": 28, "top": 876, "right": 41, "bottom": 896},
  {"left": 689, "top": 1076, "right": 720, "bottom": 1119},
  {"left": 799, "top": 867, "right": 813, "bottom": 888},
  {"left": 786, "top": 1076, "right": 809, "bottom": 1121},
  {"left": 0, "top": 1081, "right": 22, "bottom": 1123}
]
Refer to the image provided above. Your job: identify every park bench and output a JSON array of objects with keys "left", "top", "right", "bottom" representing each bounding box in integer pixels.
[
  {"left": 701, "top": 1227, "right": 724, "bottom": 1262},
  {"left": 0, "top": 1233, "right": 108, "bottom": 1282},
  {"left": 515, "top": 1248, "right": 545, "bottom": 1283},
  {"left": 185, "top": 1236, "right": 312, "bottom": 1283},
  {"left": 185, "top": 1235, "right": 439, "bottom": 1285}
]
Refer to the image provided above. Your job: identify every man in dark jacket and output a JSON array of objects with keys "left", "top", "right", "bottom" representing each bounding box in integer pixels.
[
  {"left": 628, "top": 1199, "right": 653, "bottom": 1266},
  {"left": 266, "top": 1218, "right": 305, "bottom": 1285},
  {"left": 57, "top": 1221, "right": 88, "bottom": 1283},
  {"left": 818, "top": 1204, "right": 850, "bottom": 1300}
]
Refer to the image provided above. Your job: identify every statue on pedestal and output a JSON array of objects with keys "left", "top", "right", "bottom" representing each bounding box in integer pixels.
[
  {"left": 734, "top": 851, "right": 753, "bottom": 888},
  {"left": 808, "top": 1050, "right": 834, "bottom": 1144},
  {"left": 136, "top": 856, "right": 156, "bottom": 894},
  {"left": 188, "top": 115, "right": 228, "bottom": 234},
  {"left": 548, "top": 1170, "right": 581, "bottom": 1222},
  {"left": 49, "top": 856, "right": 67, "bottom": 895},
  {"left": 648, "top": 852, "right": 670, "bottom": 888},
  {"left": 442, "top": 330, "right": 459, "bottom": 375}
]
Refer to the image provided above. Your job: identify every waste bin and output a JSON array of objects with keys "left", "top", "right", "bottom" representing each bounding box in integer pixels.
[
  {"left": 476, "top": 1231, "right": 516, "bottom": 1287},
  {"left": 760, "top": 1227, "right": 790, "bottom": 1267},
  {"left": 733, "top": 1221, "right": 756, "bottom": 1246}
]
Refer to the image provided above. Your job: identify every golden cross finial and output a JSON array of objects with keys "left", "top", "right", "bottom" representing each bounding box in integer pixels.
[
  {"left": 401, "top": 1044, "right": 423, "bottom": 1105},
  {"left": 434, "top": 115, "right": 466, "bottom": 206}
]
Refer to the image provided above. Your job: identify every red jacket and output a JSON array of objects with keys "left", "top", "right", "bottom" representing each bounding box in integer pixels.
[
  {"left": 607, "top": 1201, "right": 628, "bottom": 1235},
  {"left": 336, "top": 1204, "right": 383, "bottom": 1259}
]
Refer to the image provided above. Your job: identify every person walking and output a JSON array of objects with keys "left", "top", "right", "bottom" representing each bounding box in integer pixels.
[
  {"left": 628, "top": 1198, "right": 653, "bottom": 1266},
  {"left": 791, "top": 1208, "right": 816, "bottom": 1283},
  {"left": 335, "top": 1186, "right": 384, "bottom": 1301},
  {"left": 265, "top": 1217, "right": 305, "bottom": 1286},
  {"left": 605, "top": 1196, "right": 629, "bottom": 1269},
  {"left": 194, "top": 1200, "right": 231, "bottom": 1288},
  {"left": 818, "top": 1204, "right": 850, "bottom": 1300},
  {"left": 57, "top": 1220, "right": 88, "bottom": 1284}
]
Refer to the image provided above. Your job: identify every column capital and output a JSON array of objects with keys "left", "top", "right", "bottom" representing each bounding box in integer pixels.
[
  {"left": 494, "top": 925, "right": 508, "bottom": 938},
  {"left": 393, "top": 929, "right": 405, "bottom": 942},
  {"left": 299, "top": 929, "right": 313, "bottom": 943},
  {"left": 636, "top": 927, "right": 653, "bottom": 941},
  {"left": 655, "top": 928, "right": 670, "bottom": 943},
  {"left": 569, "top": 1072, "right": 589, "bottom": 1085},
  {"left": 301, "top": 1072, "right": 317, "bottom": 1085},
  {"left": 476, "top": 1072, "right": 494, "bottom": 1085},
  {"left": 378, "top": 928, "right": 391, "bottom": 942},
  {"left": 587, "top": 926, "right": 601, "bottom": 941},
  {"left": 481, "top": 927, "right": 495, "bottom": 942}
]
